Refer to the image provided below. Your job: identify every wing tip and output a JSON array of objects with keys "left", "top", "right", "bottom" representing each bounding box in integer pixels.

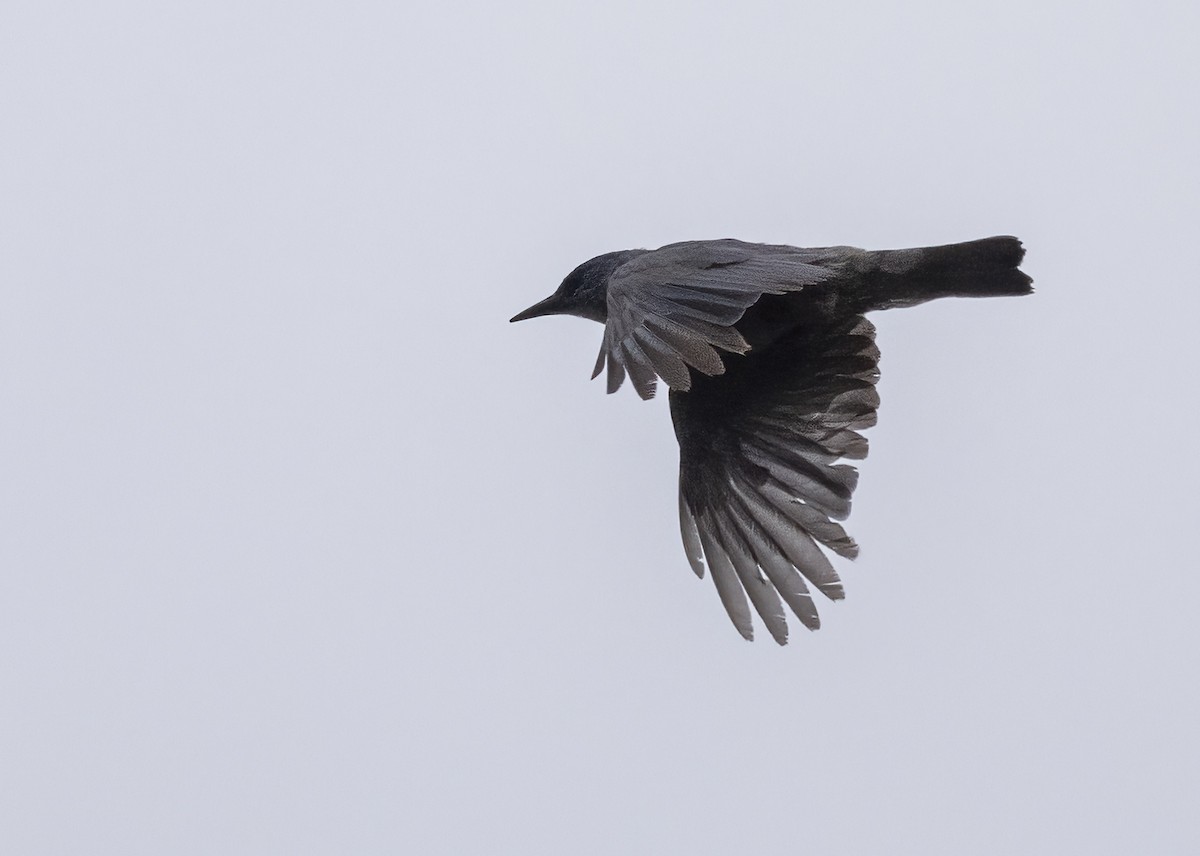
[
  {"left": 634, "top": 379, "right": 658, "bottom": 400},
  {"left": 821, "top": 584, "right": 846, "bottom": 602}
]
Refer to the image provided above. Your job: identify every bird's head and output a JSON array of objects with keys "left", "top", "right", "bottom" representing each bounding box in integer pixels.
[{"left": 510, "top": 249, "right": 645, "bottom": 324}]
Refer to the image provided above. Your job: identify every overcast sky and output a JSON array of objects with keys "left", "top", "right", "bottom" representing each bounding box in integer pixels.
[{"left": 2, "top": 2, "right": 1197, "bottom": 854}]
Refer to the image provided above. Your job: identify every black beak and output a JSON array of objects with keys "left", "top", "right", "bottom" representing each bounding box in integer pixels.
[{"left": 510, "top": 294, "right": 562, "bottom": 323}]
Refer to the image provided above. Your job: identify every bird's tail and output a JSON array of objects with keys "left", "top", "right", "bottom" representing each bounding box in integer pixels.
[{"left": 860, "top": 236, "right": 1032, "bottom": 311}]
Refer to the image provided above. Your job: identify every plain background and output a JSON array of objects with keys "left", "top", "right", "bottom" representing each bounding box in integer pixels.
[{"left": 2, "top": 1, "right": 1197, "bottom": 853}]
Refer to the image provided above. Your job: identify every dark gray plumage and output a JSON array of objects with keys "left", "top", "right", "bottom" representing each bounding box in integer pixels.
[{"left": 511, "top": 236, "right": 1031, "bottom": 644}]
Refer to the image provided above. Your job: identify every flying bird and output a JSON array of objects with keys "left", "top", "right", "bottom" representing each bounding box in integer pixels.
[{"left": 511, "top": 236, "right": 1031, "bottom": 643}]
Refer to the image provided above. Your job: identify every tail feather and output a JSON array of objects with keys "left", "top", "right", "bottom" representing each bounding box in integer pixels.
[{"left": 863, "top": 236, "right": 1032, "bottom": 311}]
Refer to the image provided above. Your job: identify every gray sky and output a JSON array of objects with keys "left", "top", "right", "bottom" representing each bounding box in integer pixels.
[{"left": 2, "top": 1, "right": 1197, "bottom": 853}]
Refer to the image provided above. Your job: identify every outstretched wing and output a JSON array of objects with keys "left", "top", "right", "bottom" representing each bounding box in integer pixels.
[
  {"left": 671, "top": 315, "right": 881, "bottom": 644},
  {"left": 595, "top": 240, "right": 836, "bottom": 399}
]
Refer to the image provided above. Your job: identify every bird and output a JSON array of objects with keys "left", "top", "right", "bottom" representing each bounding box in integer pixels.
[{"left": 510, "top": 236, "right": 1031, "bottom": 644}]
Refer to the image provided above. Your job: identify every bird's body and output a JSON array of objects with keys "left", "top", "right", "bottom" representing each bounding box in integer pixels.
[{"left": 512, "top": 236, "right": 1031, "bottom": 643}]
